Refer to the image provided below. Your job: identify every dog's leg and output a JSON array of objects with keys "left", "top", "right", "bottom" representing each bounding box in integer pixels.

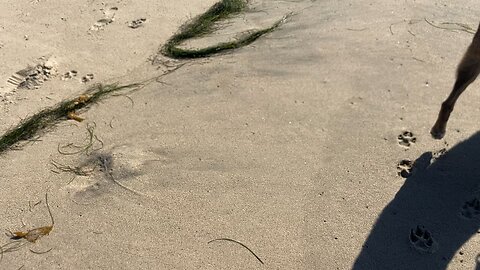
[{"left": 431, "top": 23, "right": 480, "bottom": 139}]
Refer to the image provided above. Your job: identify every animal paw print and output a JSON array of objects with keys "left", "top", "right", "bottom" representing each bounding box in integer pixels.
[
  {"left": 398, "top": 131, "right": 416, "bottom": 148},
  {"left": 90, "top": 18, "right": 114, "bottom": 31},
  {"left": 460, "top": 198, "right": 480, "bottom": 219},
  {"left": 89, "top": 7, "right": 117, "bottom": 31},
  {"left": 409, "top": 225, "right": 438, "bottom": 253},
  {"left": 430, "top": 148, "right": 447, "bottom": 164},
  {"left": 397, "top": 159, "right": 413, "bottom": 178},
  {"left": 81, "top": 73, "right": 94, "bottom": 83},
  {"left": 433, "top": 148, "right": 446, "bottom": 157},
  {"left": 61, "top": 70, "right": 78, "bottom": 80},
  {"left": 128, "top": 18, "right": 146, "bottom": 29}
]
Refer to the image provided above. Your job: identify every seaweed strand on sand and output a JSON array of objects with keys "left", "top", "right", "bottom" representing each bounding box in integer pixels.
[
  {"left": 0, "top": 83, "right": 141, "bottom": 154},
  {"left": 161, "top": 0, "right": 292, "bottom": 59}
]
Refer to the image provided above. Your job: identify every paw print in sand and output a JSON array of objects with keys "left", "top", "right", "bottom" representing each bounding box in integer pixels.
[
  {"left": 81, "top": 73, "right": 94, "bottom": 83},
  {"left": 460, "top": 198, "right": 480, "bottom": 220},
  {"left": 398, "top": 131, "right": 416, "bottom": 148},
  {"left": 61, "top": 70, "right": 78, "bottom": 80},
  {"left": 409, "top": 225, "right": 438, "bottom": 253},
  {"left": 128, "top": 18, "right": 146, "bottom": 29},
  {"left": 397, "top": 159, "right": 413, "bottom": 178}
]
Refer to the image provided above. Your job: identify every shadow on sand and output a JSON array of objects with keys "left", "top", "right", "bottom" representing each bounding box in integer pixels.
[{"left": 353, "top": 132, "right": 480, "bottom": 270}]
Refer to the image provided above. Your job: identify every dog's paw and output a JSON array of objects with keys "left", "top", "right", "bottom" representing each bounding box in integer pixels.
[{"left": 430, "top": 126, "right": 445, "bottom": 140}]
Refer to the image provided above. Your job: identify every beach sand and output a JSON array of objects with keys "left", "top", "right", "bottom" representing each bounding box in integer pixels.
[{"left": 1, "top": 0, "right": 480, "bottom": 269}]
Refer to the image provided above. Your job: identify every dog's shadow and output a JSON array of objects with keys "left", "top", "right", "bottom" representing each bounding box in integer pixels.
[{"left": 353, "top": 132, "right": 480, "bottom": 270}]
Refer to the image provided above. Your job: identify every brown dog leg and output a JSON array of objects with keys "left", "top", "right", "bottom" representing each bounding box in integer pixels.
[{"left": 431, "top": 23, "right": 480, "bottom": 139}]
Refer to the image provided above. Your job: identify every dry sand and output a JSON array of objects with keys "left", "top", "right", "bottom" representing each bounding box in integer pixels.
[{"left": 1, "top": 0, "right": 480, "bottom": 269}]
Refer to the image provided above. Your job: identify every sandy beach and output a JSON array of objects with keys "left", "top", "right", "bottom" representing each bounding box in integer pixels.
[{"left": 1, "top": 0, "right": 480, "bottom": 269}]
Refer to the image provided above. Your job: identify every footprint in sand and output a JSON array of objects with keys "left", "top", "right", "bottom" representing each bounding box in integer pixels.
[
  {"left": 460, "top": 197, "right": 480, "bottom": 220},
  {"left": 430, "top": 148, "right": 447, "bottom": 164},
  {"left": 90, "top": 18, "right": 114, "bottom": 31},
  {"left": 81, "top": 73, "right": 94, "bottom": 83},
  {"left": 6, "top": 56, "right": 57, "bottom": 90},
  {"left": 61, "top": 70, "right": 78, "bottom": 80},
  {"left": 70, "top": 182, "right": 104, "bottom": 205},
  {"left": 409, "top": 225, "right": 438, "bottom": 253},
  {"left": 128, "top": 18, "right": 146, "bottom": 29},
  {"left": 397, "top": 131, "right": 416, "bottom": 148},
  {"left": 89, "top": 7, "right": 117, "bottom": 31},
  {"left": 61, "top": 71, "right": 94, "bottom": 83},
  {"left": 397, "top": 159, "right": 413, "bottom": 178}
]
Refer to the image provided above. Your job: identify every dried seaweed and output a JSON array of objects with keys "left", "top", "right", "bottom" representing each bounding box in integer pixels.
[
  {"left": 8, "top": 193, "right": 54, "bottom": 243},
  {"left": 57, "top": 122, "right": 103, "bottom": 156},
  {"left": 424, "top": 18, "right": 475, "bottom": 34}
]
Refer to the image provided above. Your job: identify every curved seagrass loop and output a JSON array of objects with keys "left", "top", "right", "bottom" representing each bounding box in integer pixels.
[{"left": 161, "top": 0, "right": 292, "bottom": 59}]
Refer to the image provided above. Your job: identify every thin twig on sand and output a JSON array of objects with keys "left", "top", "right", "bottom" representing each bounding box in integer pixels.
[{"left": 208, "top": 238, "right": 264, "bottom": 264}]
